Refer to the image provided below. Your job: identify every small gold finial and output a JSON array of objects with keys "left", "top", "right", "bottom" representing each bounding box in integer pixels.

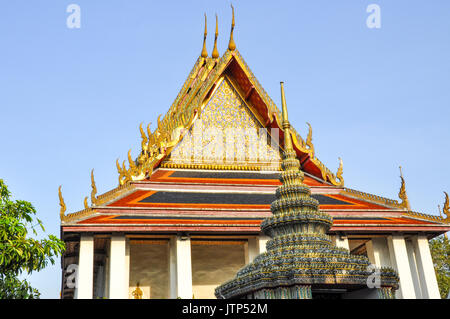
[
  {"left": 228, "top": 4, "right": 236, "bottom": 51},
  {"left": 398, "top": 166, "right": 411, "bottom": 210},
  {"left": 58, "top": 186, "right": 66, "bottom": 220},
  {"left": 91, "top": 169, "right": 98, "bottom": 205},
  {"left": 83, "top": 196, "right": 89, "bottom": 209},
  {"left": 280, "top": 82, "right": 292, "bottom": 151},
  {"left": 201, "top": 13, "right": 208, "bottom": 58},
  {"left": 212, "top": 14, "right": 219, "bottom": 59}
]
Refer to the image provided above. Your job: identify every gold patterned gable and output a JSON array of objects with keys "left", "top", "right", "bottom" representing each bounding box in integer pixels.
[{"left": 164, "top": 76, "right": 281, "bottom": 170}]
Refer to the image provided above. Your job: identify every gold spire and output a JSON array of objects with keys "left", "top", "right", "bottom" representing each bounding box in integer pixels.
[
  {"left": 58, "top": 186, "right": 66, "bottom": 220},
  {"left": 398, "top": 166, "right": 411, "bottom": 210},
  {"left": 228, "top": 5, "right": 236, "bottom": 51},
  {"left": 201, "top": 13, "right": 208, "bottom": 58},
  {"left": 280, "top": 82, "right": 292, "bottom": 151},
  {"left": 212, "top": 14, "right": 219, "bottom": 59},
  {"left": 91, "top": 169, "right": 98, "bottom": 205}
]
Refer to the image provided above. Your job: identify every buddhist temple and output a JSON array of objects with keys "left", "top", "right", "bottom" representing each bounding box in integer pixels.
[{"left": 59, "top": 9, "right": 450, "bottom": 299}]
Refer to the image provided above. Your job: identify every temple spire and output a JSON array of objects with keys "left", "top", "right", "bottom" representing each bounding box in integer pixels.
[
  {"left": 228, "top": 5, "right": 236, "bottom": 51},
  {"left": 280, "top": 82, "right": 293, "bottom": 151},
  {"left": 201, "top": 13, "right": 208, "bottom": 58},
  {"left": 212, "top": 14, "right": 220, "bottom": 59}
]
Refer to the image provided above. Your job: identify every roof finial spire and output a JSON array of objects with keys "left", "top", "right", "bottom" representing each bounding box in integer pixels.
[
  {"left": 58, "top": 185, "right": 66, "bottom": 221},
  {"left": 443, "top": 192, "right": 449, "bottom": 221},
  {"left": 201, "top": 13, "right": 208, "bottom": 58},
  {"left": 228, "top": 4, "right": 236, "bottom": 51},
  {"left": 212, "top": 14, "right": 220, "bottom": 59},
  {"left": 91, "top": 169, "right": 98, "bottom": 205},
  {"left": 280, "top": 82, "right": 293, "bottom": 151},
  {"left": 398, "top": 166, "right": 411, "bottom": 210}
]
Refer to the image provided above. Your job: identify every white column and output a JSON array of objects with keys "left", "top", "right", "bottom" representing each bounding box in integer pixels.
[
  {"left": 366, "top": 238, "right": 392, "bottom": 268},
  {"left": 412, "top": 235, "right": 441, "bottom": 299},
  {"left": 109, "top": 234, "right": 128, "bottom": 299},
  {"left": 246, "top": 237, "right": 260, "bottom": 264},
  {"left": 406, "top": 240, "right": 422, "bottom": 298},
  {"left": 125, "top": 238, "right": 130, "bottom": 298},
  {"left": 76, "top": 234, "right": 94, "bottom": 299},
  {"left": 170, "top": 235, "right": 192, "bottom": 299},
  {"left": 332, "top": 234, "right": 350, "bottom": 250},
  {"left": 258, "top": 235, "right": 269, "bottom": 254},
  {"left": 387, "top": 235, "right": 416, "bottom": 299}
]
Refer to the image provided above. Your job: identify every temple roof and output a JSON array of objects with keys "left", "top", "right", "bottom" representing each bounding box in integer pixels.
[
  {"left": 59, "top": 14, "right": 450, "bottom": 236},
  {"left": 61, "top": 169, "right": 450, "bottom": 236},
  {"left": 114, "top": 48, "right": 344, "bottom": 187}
]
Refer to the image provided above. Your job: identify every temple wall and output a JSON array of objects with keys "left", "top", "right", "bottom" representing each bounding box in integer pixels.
[
  {"left": 191, "top": 242, "right": 246, "bottom": 299},
  {"left": 129, "top": 241, "right": 169, "bottom": 299}
]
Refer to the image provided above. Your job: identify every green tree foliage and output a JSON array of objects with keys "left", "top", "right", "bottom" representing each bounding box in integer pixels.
[
  {"left": 0, "top": 179, "right": 65, "bottom": 299},
  {"left": 429, "top": 234, "right": 450, "bottom": 299}
]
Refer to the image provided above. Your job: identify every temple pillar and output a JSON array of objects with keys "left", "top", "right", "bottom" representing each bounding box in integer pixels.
[
  {"left": 169, "top": 235, "right": 193, "bottom": 299},
  {"left": 258, "top": 235, "right": 269, "bottom": 253},
  {"left": 366, "top": 237, "right": 392, "bottom": 267},
  {"left": 332, "top": 234, "right": 349, "bottom": 250},
  {"left": 76, "top": 234, "right": 94, "bottom": 299},
  {"left": 405, "top": 240, "right": 422, "bottom": 298},
  {"left": 245, "top": 236, "right": 261, "bottom": 264},
  {"left": 109, "top": 234, "right": 128, "bottom": 299},
  {"left": 125, "top": 238, "right": 130, "bottom": 298},
  {"left": 411, "top": 235, "right": 441, "bottom": 299},
  {"left": 387, "top": 235, "right": 416, "bottom": 299}
]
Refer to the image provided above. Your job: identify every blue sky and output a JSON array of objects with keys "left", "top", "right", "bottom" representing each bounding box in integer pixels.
[{"left": 0, "top": 1, "right": 449, "bottom": 298}]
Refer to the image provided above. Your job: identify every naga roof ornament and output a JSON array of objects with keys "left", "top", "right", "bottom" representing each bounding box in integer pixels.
[
  {"left": 58, "top": 186, "right": 66, "bottom": 221},
  {"left": 90, "top": 169, "right": 98, "bottom": 205},
  {"left": 214, "top": 82, "right": 399, "bottom": 299},
  {"left": 442, "top": 192, "right": 450, "bottom": 222},
  {"left": 398, "top": 166, "right": 411, "bottom": 210}
]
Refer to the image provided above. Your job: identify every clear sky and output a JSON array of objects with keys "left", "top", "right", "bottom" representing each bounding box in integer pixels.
[{"left": 0, "top": 1, "right": 449, "bottom": 298}]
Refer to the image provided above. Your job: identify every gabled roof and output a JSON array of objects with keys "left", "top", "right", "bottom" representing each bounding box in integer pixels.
[
  {"left": 115, "top": 49, "right": 344, "bottom": 187},
  {"left": 59, "top": 19, "right": 450, "bottom": 233}
]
